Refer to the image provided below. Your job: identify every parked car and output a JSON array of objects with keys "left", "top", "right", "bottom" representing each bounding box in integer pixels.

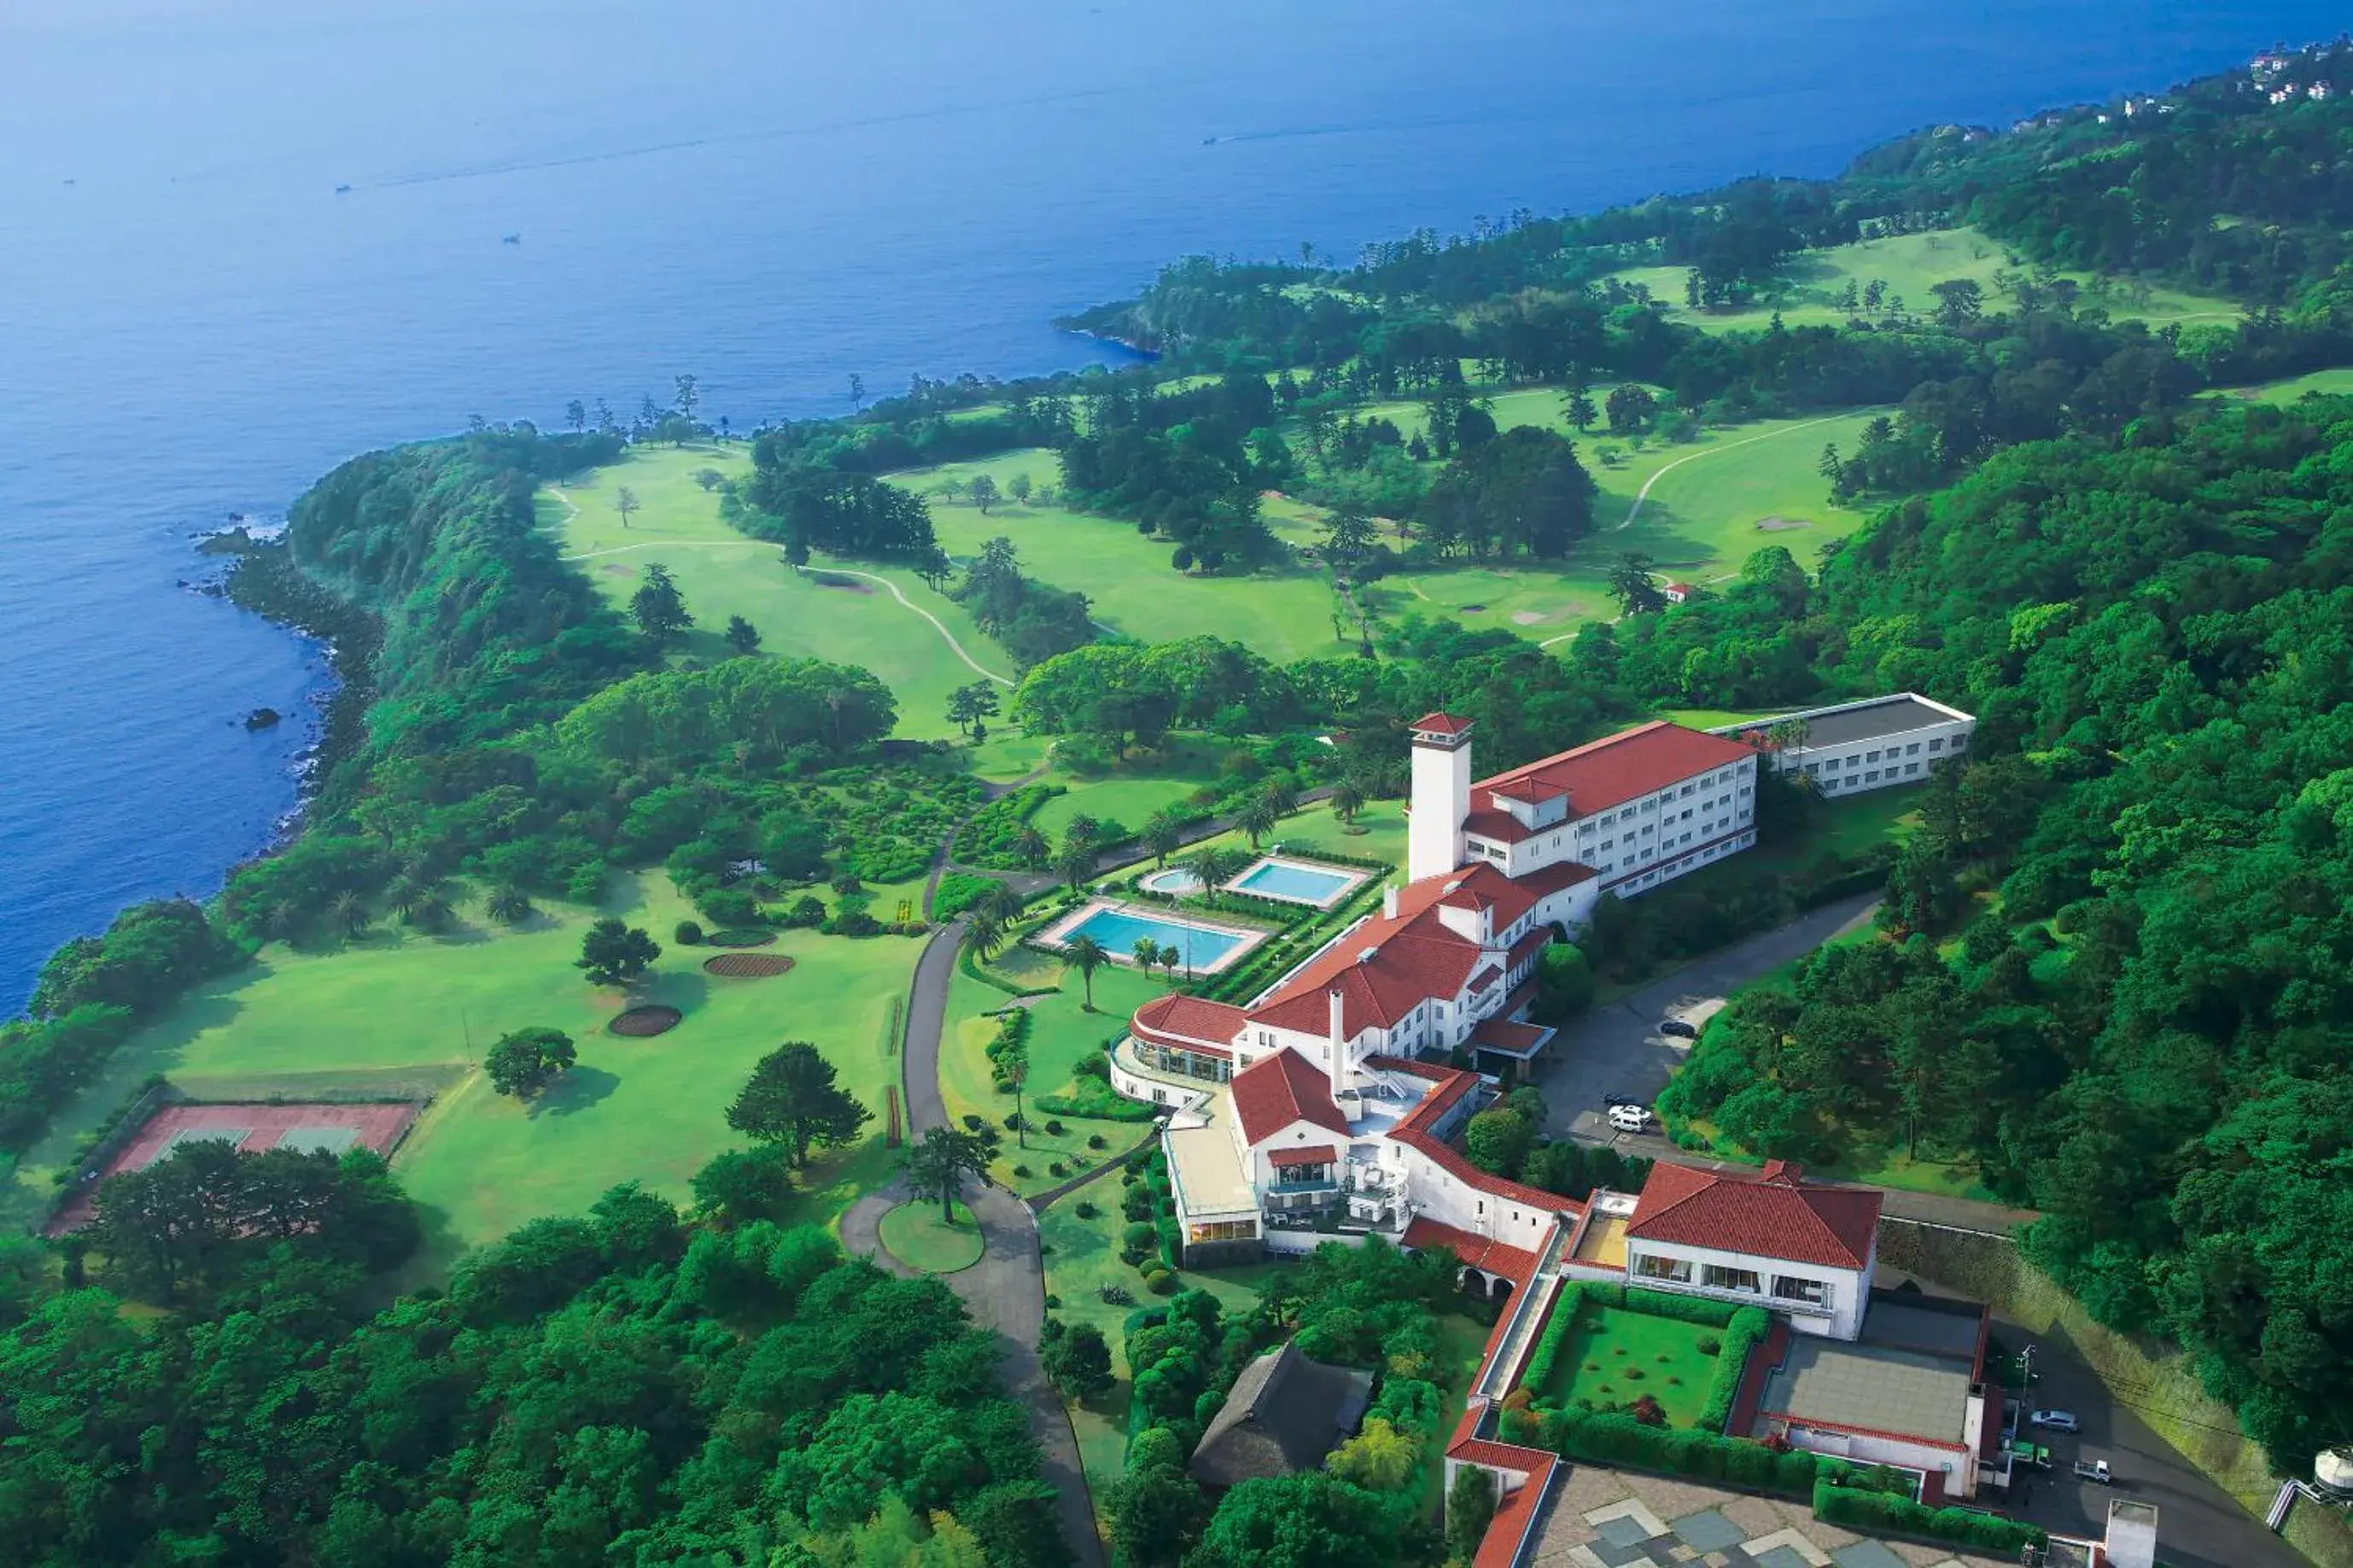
[
  {"left": 1608, "top": 1104, "right": 1654, "bottom": 1133},
  {"left": 2008, "top": 1441, "right": 2052, "bottom": 1471},
  {"left": 2029, "top": 1409, "right": 2081, "bottom": 1433},
  {"left": 1659, "top": 1018, "right": 1698, "bottom": 1038},
  {"left": 2074, "top": 1458, "right": 2113, "bottom": 1485}
]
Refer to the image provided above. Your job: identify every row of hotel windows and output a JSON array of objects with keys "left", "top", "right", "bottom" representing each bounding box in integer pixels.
[
  {"left": 1807, "top": 733, "right": 1966, "bottom": 774},
  {"left": 1637, "top": 1252, "right": 1830, "bottom": 1306},
  {"left": 1605, "top": 831, "right": 1749, "bottom": 888}
]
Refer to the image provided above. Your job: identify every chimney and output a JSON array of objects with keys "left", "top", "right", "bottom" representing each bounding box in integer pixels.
[
  {"left": 1328, "top": 988, "right": 1346, "bottom": 1063},
  {"left": 1382, "top": 884, "right": 1398, "bottom": 918}
]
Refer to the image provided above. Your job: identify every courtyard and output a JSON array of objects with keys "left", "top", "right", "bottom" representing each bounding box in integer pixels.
[{"left": 1537, "top": 1301, "right": 1727, "bottom": 1430}]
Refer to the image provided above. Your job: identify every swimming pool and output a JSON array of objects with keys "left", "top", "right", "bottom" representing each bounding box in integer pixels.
[
  {"left": 1227, "top": 856, "right": 1367, "bottom": 907},
  {"left": 1042, "top": 902, "right": 1264, "bottom": 974},
  {"left": 1139, "top": 867, "right": 1205, "bottom": 895}
]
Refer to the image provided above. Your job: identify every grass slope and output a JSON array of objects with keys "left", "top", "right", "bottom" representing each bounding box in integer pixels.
[
  {"left": 1607, "top": 226, "right": 2240, "bottom": 335},
  {"left": 545, "top": 444, "right": 1013, "bottom": 739},
  {"left": 8, "top": 872, "right": 922, "bottom": 1269}
]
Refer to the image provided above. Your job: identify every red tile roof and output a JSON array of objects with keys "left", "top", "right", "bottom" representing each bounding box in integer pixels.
[
  {"left": 1400, "top": 1216, "right": 1541, "bottom": 1282},
  {"left": 1364, "top": 1057, "right": 1583, "bottom": 1218},
  {"left": 1130, "top": 993, "right": 1248, "bottom": 1056},
  {"left": 1471, "top": 1454, "right": 1557, "bottom": 1568},
  {"left": 1511, "top": 860, "right": 1598, "bottom": 897},
  {"left": 1475, "top": 720, "right": 1755, "bottom": 822},
  {"left": 1471, "top": 1019, "right": 1552, "bottom": 1058},
  {"left": 1230, "top": 1049, "right": 1352, "bottom": 1145},
  {"left": 1248, "top": 864, "right": 1546, "bottom": 1039},
  {"left": 1412, "top": 712, "right": 1474, "bottom": 736},
  {"left": 1268, "top": 1145, "right": 1339, "bottom": 1169},
  {"left": 1468, "top": 965, "right": 1503, "bottom": 994},
  {"left": 1463, "top": 809, "right": 1533, "bottom": 845},
  {"left": 1626, "top": 1159, "right": 1882, "bottom": 1270}
]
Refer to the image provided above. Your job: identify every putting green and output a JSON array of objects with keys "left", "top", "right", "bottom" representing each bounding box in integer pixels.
[
  {"left": 879, "top": 1198, "right": 985, "bottom": 1273},
  {"left": 6, "top": 871, "right": 922, "bottom": 1269}
]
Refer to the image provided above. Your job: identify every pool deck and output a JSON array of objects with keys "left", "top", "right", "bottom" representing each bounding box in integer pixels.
[
  {"left": 1220, "top": 853, "right": 1370, "bottom": 910},
  {"left": 1034, "top": 898, "right": 1271, "bottom": 976}
]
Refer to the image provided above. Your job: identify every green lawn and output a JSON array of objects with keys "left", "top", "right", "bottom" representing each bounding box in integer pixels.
[
  {"left": 2218, "top": 366, "right": 2353, "bottom": 405},
  {"left": 1748, "top": 789, "right": 1923, "bottom": 874},
  {"left": 938, "top": 962, "right": 1164, "bottom": 1198},
  {"left": 1537, "top": 1302, "right": 1721, "bottom": 1426},
  {"left": 891, "top": 450, "right": 1355, "bottom": 665},
  {"left": 544, "top": 444, "right": 1015, "bottom": 740},
  {"left": 879, "top": 1198, "right": 985, "bottom": 1273},
  {"left": 6, "top": 871, "right": 923, "bottom": 1272},
  {"left": 1138, "top": 797, "right": 1406, "bottom": 879},
  {"left": 1036, "top": 776, "right": 1216, "bottom": 845},
  {"left": 1606, "top": 226, "right": 2240, "bottom": 335}
]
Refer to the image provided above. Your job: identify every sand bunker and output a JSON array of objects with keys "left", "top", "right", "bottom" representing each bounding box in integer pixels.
[
  {"left": 609, "top": 1006, "right": 684, "bottom": 1037},
  {"left": 1755, "top": 516, "right": 1812, "bottom": 532},
  {"left": 704, "top": 953, "right": 796, "bottom": 978}
]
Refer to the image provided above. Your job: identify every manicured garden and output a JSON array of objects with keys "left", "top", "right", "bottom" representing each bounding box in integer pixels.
[
  {"left": 878, "top": 1198, "right": 984, "bottom": 1273},
  {"left": 1528, "top": 1300, "right": 1725, "bottom": 1429}
]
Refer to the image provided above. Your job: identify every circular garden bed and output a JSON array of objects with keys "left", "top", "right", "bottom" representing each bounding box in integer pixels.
[
  {"left": 878, "top": 1199, "right": 984, "bottom": 1274},
  {"left": 703, "top": 952, "right": 796, "bottom": 979},
  {"left": 608, "top": 1005, "right": 683, "bottom": 1038},
  {"left": 705, "top": 929, "right": 777, "bottom": 947}
]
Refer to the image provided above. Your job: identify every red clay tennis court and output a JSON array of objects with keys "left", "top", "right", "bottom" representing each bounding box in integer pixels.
[{"left": 48, "top": 1099, "right": 423, "bottom": 1234}]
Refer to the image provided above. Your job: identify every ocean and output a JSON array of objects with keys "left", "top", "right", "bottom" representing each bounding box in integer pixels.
[{"left": 0, "top": 0, "right": 2337, "bottom": 1010}]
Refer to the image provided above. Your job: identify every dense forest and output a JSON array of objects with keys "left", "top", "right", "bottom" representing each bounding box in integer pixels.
[{"left": 1655, "top": 395, "right": 2353, "bottom": 1469}]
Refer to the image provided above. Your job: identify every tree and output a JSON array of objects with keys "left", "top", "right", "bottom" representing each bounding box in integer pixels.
[
  {"left": 847, "top": 372, "right": 866, "bottom": 411},
  {"left": 674, "top": 373, "right": 700, "bottom": 423},
  {"left": 1110, "top": 1459, "right": 1209, "bottom": 1568},
  {"left": 1065, "top": 935, "right": 1110, "bottom": 1011},
  {"left": 565, "top": 399, "right": 587, "bottom": 433},
  {"left": 328, "top": 889, "right": 370, "bottom": 938},
  {"left": 631, "top": 562, "right": 692, "bottom": 647},
  {"left": 723, "top": 615, "right": 762, "bottom": 656},
  {"left": 1013, "top": 826, "right": 1050, "bottom": 871},
  {"left": 1133, "top": 937, "right": 1162, "bottom": 971},
  {"left": 1463, "top": 1107, "right": 1536, "bottom": 1178},
  {"left": 965, "top": 911, "right": 1006, "bottom": 963},
  {"left": 1008, "top": 473, "right": 1033, "bottom": 504},
  {"left": 968, "top": 475, "right": 1001, "bottom": 514},
  {"left": 947, "top": 680, "right": 1002, "bottom": 739},
  {"left": 1564, "top": 387, "right": 1597, "bottom": 430},
  {"left": 1202, "top": 1473, "right": 1403, "bottom": 1568},
  {"left": 1930, "top": 277, "right": 1984, "bottom": 327},
  {"left": 1056, "top": 840, "right": 1098, "bottom": 892},
  {"left": 576, "top": 918, "right": 660, "bottom": 987},
  {"left": 1448, "top": 1463, "right": 1496, "bottom": 1564},
  {"left": 1039, "top": 1318, "right": 1113, "bottom": 1401},
  {"left": 1237, "top": 790, "right": 1282, "bottom": 849},
  {"left": 1328, "top": 777, "right": 1366, "bottom": 826},
  {"left": 1143, "top": 813, "right": 1185, "bottom": 868},
  {"left": 615, "top": 485, "right": 640, "bottom": 528},
  {"left": 485, "top": 883, "right": 534, "bottom": 924},
  {"left": 486, "top": 1027, "right": 577, "bottom": 1099},
  {"left": 784, "top": 533, "right": 812, "bottom": 568},
  {"left": 1327, "top": 1415, "right": 1417, "bottom": 1490},
  {"left": 692, "top": 468, "right": 725, "bottom": 491},
  {"left": 727, "top": 1041, "right": 873, "bottom": 1168},
  {"left": 903, "top": 1125, "right": 991, "bottom": 1225},
  {"left": 1318, "top": 504, "right": 1377, "bottom": 574},
  {"left": 1608, "top": 551, "right": 1667, "bottom": 615}
]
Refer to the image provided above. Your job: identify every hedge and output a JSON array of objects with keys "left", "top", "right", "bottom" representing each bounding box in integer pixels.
[
  {"left": 1036, "top": 1076, "right": 1159, "bottom": 1122},
  {"left": 1697, "top": 1307, "right": 1772, "bottom": 1432},
  {"left": 1507, "top": 1405, "right": 1817, "bottom": 1496},
  {"left": 1813, "top": 1478, "right": 2047, "bottom": 1554},
  {"left": 1516, "top": 1284, "right": 1585, "bottom": 1396}
]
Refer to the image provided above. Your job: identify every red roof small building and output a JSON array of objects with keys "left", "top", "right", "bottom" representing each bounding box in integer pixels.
[
  {"left": 1626, "top": 1159, "right": 1881, "bottom": 1271},
  {"left": 1411, "top": 711, "right": 1475, "bottom": 737},
  {"left": 1230, "top": 1049, "right": 1352, "bottom": 1145}
]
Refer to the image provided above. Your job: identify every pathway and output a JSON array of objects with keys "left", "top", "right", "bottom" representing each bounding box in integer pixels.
[
  {"left": 844, "top": 919, "right": 1106, "bottom": 1568},
  {"left": 823, "top": 568, "right": 1015, "bottom": 687},
  {"left": 1614, "top": 411, "right": 1859, "bottom": 530}
]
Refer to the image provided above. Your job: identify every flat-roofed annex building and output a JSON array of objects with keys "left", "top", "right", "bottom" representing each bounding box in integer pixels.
[{"left": 1713, "top": 693, "right": 1974, "bottom": 798}]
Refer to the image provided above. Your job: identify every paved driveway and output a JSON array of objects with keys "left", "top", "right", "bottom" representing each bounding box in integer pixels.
[{"left": 1535, "top": 893, "right": 1880, "bottom": 1141}]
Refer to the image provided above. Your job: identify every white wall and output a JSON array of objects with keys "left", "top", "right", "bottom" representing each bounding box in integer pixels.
[
  {"left": 1623, "top": 1235, "right": 1869, "bottom": 1341},
  {"left": 1410, "top": 736, "right": 1472, "bottom": 881},
  {"left": 1782, "top": 1423, "right": 1977, "bottom": 1500},
  {"left": 1777, "top": 715, "right": 1974, "bottom": 798}
]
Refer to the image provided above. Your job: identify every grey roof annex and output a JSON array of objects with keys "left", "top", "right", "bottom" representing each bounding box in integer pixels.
[{"left": 1737, "top": 695, "right": 1969, "bottom": 750}]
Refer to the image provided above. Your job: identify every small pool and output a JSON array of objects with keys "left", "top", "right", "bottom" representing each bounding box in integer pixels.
[
  {"left": 1228, "top": 856, "right": 1366, "bottom": 907},
  {"left": 1139, "top": 867, "right": 1205, "bottom": 895},
  {"left": 1046, "top": 903, "right": 1262, "bottom": 974}
]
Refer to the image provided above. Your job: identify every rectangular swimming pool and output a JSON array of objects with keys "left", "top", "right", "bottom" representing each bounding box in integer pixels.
[
  {"left": 1229, "top": 857, "right": 1364, "bottom": 906},
  {"left": 1051, "top": 905, "right": 1259, "bottom": 973}
]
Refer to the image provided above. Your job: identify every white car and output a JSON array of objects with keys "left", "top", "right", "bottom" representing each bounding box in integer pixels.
[
  {"left": 2029, "top": 1409, "right": 2080, "bottom": 1433},
  {"left": 1608, "top": 1104, "right": 1654, "bottom": 1134}
]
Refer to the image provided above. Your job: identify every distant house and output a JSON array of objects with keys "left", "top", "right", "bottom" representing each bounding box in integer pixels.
[
  {"left": 1188, "top": 1342, "right": 1374, "bottom": 1489},
  {"left": 1660, "top": 581, "right": 1696, "bottom": 603},
  {"left": 1713, "top": 693, "right": 1974, "bottom": 799}
]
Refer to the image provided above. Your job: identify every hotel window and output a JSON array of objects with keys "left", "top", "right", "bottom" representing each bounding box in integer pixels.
[
  {"left": 1866, "top": 749, "right": 1881, "bottom": 763},
  {"left": 1843, "top": 754, "right": 1860, "bottom": 767},
  {"left": 1642, "top": 801, "right": 1656, "bottom": 813},
  {"left": 1906, "top": 742, "right": 1922, "bottom": 756},
  {"left": 1865, "top": 770, "right": 1880, "bottom": 783},
  {"left": 1679, "top": 808, "right": 1692, "bottom": 821},
  {"left": 1905, "top": 763, "right": 1919, "bottom": 776},
  {"left": 1951, "top": 735, "right": 1969, "bottom": 751},
  {"left": 1772, "top": 1275, "right": 1830, "bottom": 1306},
  {"left": 1701, "top": 1263, "right": 1761, "bottom": 1294},
  {"left": 1600, "top": 838, "right": 1614, "bottom": 852},
  {"left": 1640, "top": 825, "right": 1654, "bottom": 837},
  {"left": 1928, "top": 737, "right": 1943, "bottom": 751},
  {"left": 1680, "top": 784, "right": 1695, "bottom": 797}
]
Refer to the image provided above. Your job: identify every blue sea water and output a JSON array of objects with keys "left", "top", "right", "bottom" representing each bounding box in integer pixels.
[{"left": 1, "top": 0, "right": 2339, "bottom": 1010}]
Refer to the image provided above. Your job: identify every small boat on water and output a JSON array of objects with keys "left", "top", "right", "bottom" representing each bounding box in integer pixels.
[
  {"left": 502, "top": 232, "right": 523, "bottom": 245},
  {"left": 335, "top": 184, "right": 352, "bottom": 193}
]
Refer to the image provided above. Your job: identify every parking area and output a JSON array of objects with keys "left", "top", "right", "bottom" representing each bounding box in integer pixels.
[
  {"left": 1534, "top": 893, "right": 1879, "bottom": 1141},
  {"left": 1982, "top": 1321, "right": 2305, "bottom": 1568}
]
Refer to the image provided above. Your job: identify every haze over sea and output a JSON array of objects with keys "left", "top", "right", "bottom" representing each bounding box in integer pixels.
[{"left": 1, "top": 0, "right": 2338, "bottom": 1009}]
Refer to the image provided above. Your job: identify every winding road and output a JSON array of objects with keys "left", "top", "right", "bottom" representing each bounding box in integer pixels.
[
  {"left": 839, "top": 920, "right": 1105, "bottom": 1568},
  {"left": 1613, "top": 411, "right": 1859, "bottom": 530}
]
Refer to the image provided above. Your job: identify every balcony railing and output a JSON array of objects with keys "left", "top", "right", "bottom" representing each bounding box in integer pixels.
[{"left": 1631, "top": 1272, "right": 1834, "bottom": 1317}]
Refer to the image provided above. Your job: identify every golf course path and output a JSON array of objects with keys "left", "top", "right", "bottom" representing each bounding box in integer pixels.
[
  {"left": 845, "top": 921, "right": 1106, "bottom": 1568},
  {"left": 1614, "top": 411, "right": 1857, "bottom": 530},
  {"left": 825, "top": 568, "right": 1016, "bottom": 688}
]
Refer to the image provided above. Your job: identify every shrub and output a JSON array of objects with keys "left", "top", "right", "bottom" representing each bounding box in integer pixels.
[
  {"left": 1043, "top": 1293, "right": 1061, "bottom": 1309},
  {"left": 1074, "top": 1200, "right": 1099, "bottom": 1219},
  {"left": 1013, "top": 1163, "right": 1032, "bottom": 1179},
  {"left": 1120, "top": 1221, "right": 1158, "bottom": 1266},
  {"left": 961, "top": 1113, "right": 984, "bottom": 1131},
  {"left": 1043, "top": 1118, "right": 1066, "bottom": 1135},
  {"left": 1087, "top": 1133, "right": 1106, "bottom": 1150},
  {"left": 1812, "top": 1478, "right": 2046, "bottom": 1554},
  {"left": 674, "top": 920, "right": 704, "bottom": 945},
  {"left": 1142, "top": 1268, "right": 1177, "bottom": 1295},
  {"left": 1697, "top": 1308, "right": 1772, "bottom": 1432},
  {"left": 1697, "top": 1335, "right": 1722, "bottom": 1355},
  {"left": 1048, "top": 1162, "right": 1068, "bottom": 1178},
  {"left": 1097, "top": 1282, "right": 1135, "bottom": 1306}
]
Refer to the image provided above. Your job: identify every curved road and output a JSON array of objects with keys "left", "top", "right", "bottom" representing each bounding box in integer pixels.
[{"left": 840, "top": 921, "right": 1105, "bottom": 1568}]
